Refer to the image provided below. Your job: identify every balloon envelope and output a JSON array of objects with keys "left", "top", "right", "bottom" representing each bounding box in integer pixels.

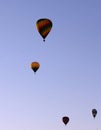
[
  {"left": 62, "top": 116, "right": 69, "bottom": 125},
  {"left": 92, "top": 109, "right": 97, "bottom": 118},
  {"left": 36, "top": 18, "right": 52, "bottom": 41},
  {"left": 30, "top": 62, "right": 40, "bottom": 73}
]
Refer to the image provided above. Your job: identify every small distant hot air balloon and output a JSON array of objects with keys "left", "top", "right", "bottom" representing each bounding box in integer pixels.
[
  {"left": 30, "top": 62, "right": 40, "bottom": 73},
  {"left": 36, "top": 18, "right": 53, "bottom": 42},
  {"left": 62, "top": 116, "right": 69, "bottom": 125},
  {"left": 92, "top": 109, "right": 97, "bottom": 118}
]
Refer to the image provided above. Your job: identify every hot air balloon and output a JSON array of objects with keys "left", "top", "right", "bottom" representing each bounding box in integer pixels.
[
  {"left": 30, "top": 62, "right": 40, "bottom": 73},
  {"left": 62, "top": 116, "right": 69, "bottom": 125},
  {"left": 36, "top": 18, "right": 52, "bottom": 41},
  {"left": 92, "top": 109, "right": 97, "bottom": 118}
]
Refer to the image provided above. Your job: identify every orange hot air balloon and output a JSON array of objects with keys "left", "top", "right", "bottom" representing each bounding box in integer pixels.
[
  {"left": 62, "top": 116, "right": 69, "bottom": 125},
  {"left": 36, "top": 18, "right": 52, "bottom": 41},
  {"left": 92, "top": 109, "right": 97, "bottom": 118},
  {"left": 30, "top": 62, "right": 40, "bottom": 73}
]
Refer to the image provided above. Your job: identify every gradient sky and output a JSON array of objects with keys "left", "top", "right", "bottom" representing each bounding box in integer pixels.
[{"left": 0, "top": 0, "right": 101, "bottom": 130}]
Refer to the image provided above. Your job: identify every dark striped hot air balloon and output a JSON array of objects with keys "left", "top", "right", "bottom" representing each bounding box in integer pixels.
[
  {"left": 36, "top": 18, "right": 52, "bottom": 41},
  {"left": 92, "top": 109, "right": 97, "bottom": 118},
  {"left": 30, "top": 62, "right": 40, "bottom": 73},
  {"left": 62, "top": 116, "right": 69, "bottom": 125}
]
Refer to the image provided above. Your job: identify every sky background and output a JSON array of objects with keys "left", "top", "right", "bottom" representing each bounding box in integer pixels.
[{"left": 0, "top": 0, "right": 101, "bottom": 130}]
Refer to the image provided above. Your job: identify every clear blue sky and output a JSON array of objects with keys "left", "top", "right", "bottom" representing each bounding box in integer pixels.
[{"left": 0, "top": 0, "right": 101, "bottom": 130}]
